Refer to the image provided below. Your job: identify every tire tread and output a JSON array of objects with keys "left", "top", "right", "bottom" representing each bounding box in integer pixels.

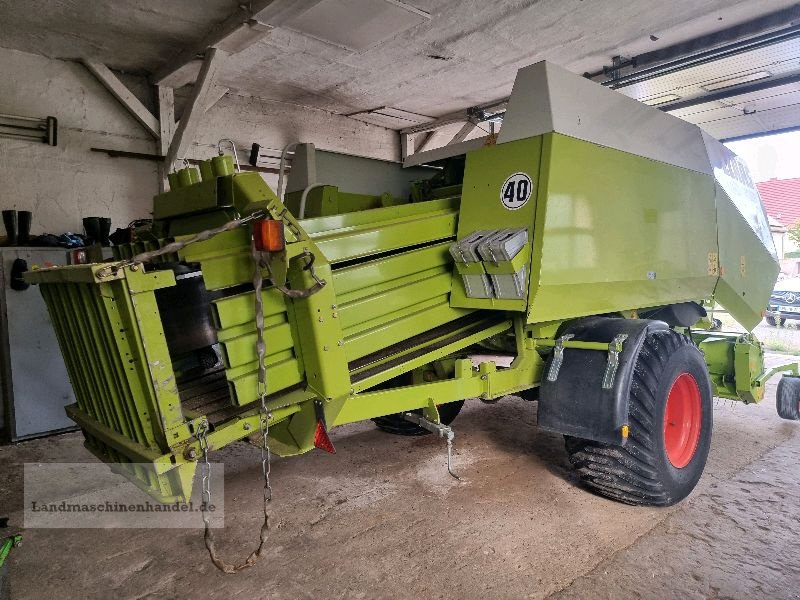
[
  {"left": 776, "top": 376, "right": 800, "bottom": 421},
  {"left": 565, "top": 329, "right": 698, "bottom": 506}
]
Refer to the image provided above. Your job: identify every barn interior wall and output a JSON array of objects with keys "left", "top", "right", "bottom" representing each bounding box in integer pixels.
[{"left": 0, "top": 46, "right": 397, "bottom": 235}]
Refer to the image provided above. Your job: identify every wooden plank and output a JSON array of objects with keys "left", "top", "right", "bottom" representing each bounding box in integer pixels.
[
  {"left": 449, "top": 121, "right": 477, "bottom": 145},
  {"left": 156, "top": 85, "right": 175, "bottom": 192},
  {"left": 417, "top": 129, "right": 451, "bottom": 153},
  {"left": 400, "top": 132, "right": 414, "bottom": 161},
  {"left": 204, "top": 84, "right": 229, "bottom": 112},
  {"left": 165, "top": 48, "right": 226, "bottom": 169},
  {"left": 82, "top": 60, "right": 160, "bottom": 138},
  {"left": 151, "top": 0, "right": 278, "bottom": 87},
  {"left": 157, "top": 86, "right": 175, "bottom": 153}
]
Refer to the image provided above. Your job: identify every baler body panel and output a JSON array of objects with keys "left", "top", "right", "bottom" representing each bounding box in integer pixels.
[
  {"left": 450, "top": 136, "right": 542, "bottom": 312},
  {"left": 452, "top": 132, "right": 719, "bottom": 321},
  {"left": 451, "top": 60, "right": 778, "bottom": 330},
  {"left": 528, "top": 133, "right": 718, "bottom": 322},
  {"left": 31, "top": 266, "right": 198, "bottom": 501},
  {"left": 703, "top": 134, "right": 779, "bottom": 330}
]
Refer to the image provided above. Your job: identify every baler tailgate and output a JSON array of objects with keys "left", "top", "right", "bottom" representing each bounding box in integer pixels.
[
  {"left": 30, "top": 266, "right": 197, "bottom": 501},
  {"left": 42, "top": 282, "right": 160, "bottom": 449}
]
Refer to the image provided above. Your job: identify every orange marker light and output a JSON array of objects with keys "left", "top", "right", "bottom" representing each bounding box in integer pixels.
[{"left": 253, "top": 219, "right": 285, "bottom": 252}]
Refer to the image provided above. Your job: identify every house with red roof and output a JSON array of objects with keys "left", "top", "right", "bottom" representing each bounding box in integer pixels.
[{"left": 757, "top": 177, "right": 800, "bottom": 267}]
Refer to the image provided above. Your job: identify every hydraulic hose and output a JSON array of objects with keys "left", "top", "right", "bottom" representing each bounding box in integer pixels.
[{"left": 298, "top": 184, "right": 327, "bottom": 220}]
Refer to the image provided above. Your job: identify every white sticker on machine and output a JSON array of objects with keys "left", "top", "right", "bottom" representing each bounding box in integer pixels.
[{"left": 500, "top": 172, "right": 533, "bottom": 210}]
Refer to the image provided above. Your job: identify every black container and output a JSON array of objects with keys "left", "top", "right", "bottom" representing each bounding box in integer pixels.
[
  {"left": 82, "top": 217, "right": 101, "bottom": 245},
  {"left": 2, "top": 210, "right": 17, "bottom": 246},
  {"left": 99, "top": 217, "right": 111, "bottom": 246},
  {"left": 17, "top": 211, "right": 31, "bottom": 245}
]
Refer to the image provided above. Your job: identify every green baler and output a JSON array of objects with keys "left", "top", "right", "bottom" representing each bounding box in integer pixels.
[{"left": 26, "top": 61, "right": 800, "bottom": 512}]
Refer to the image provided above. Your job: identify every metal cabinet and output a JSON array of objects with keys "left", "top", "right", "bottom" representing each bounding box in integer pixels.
[{"left": 0, "top": 247, "right": 76, "bottom": 441}]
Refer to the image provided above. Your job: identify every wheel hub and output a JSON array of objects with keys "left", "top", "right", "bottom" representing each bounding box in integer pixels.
[{"left": 663, "top": 372, "right": 702, "bottom": 468}]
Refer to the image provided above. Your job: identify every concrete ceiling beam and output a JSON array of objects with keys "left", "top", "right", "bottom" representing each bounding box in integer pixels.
[{"left": 82, "top": 59, "right": 160, "bottom": 138}]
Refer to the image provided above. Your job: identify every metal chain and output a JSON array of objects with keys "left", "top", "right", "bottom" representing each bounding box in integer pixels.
[
  {"left": 253, "top": 243, "right": 274, "bottom": 507},
  {"left": 195, "top": 241, "right": 274, "bottom": 574},
  {"left": 95, "top": 211, "right": 266, "bottom": 279}
]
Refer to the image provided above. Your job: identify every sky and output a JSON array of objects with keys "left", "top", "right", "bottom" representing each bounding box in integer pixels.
[{"left": 726, "top": 130, "right": 800, "bottom": 183}]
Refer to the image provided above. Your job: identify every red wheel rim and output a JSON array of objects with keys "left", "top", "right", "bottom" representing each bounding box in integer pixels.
[{"left": 663, "top": 373, "right": 702, "bottom": 468}]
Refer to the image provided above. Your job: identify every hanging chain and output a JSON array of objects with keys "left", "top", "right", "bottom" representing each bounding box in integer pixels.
[
  {"left": 195, "top": 240, "right": 274, "bottom": 574},
  {"left": 254, "top": 241, "right": 274, "bottom": 507}
]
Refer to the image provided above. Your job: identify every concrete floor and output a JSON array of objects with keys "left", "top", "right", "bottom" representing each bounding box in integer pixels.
[{"left": 2, "top": 353, "right": 800, "bottom": 600}]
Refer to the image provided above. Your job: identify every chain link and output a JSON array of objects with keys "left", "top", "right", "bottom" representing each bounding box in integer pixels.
[
  {"left": 198, "top": 421, "right": 211, "bottom": 505},
  {"left": 255, "top": 243, "right": 274, "bottom": 506},
  {"left": 194, "top": 240, "right": 275, "bottom": 575},
  {"left": 259, "top": 392, "right": 273, "bottom": 504}
]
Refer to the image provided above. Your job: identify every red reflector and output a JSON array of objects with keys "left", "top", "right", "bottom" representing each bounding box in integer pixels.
[
  {"left": 313, "top": 420, "right": 336, "bottom": 454},
  {"left": 253, "top": 219, "right": 285, "bottom": 252}
]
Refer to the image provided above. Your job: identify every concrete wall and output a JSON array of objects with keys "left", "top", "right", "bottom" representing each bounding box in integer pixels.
[
  {"left": 0, "top": 46, "right": 398, "bottom": 236},
  {"left": 0, "top": 47, "right": 159, "bottom": 236},
  {"left": 181, "top": 90, "right": 400, "bottom": 190}
]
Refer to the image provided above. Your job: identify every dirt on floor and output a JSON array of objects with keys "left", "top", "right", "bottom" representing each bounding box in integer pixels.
[{"left": 1, "top": 354, "right": 799, "bottom": 600}]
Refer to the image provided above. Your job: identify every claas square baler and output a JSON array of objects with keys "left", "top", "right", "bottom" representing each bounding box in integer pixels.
[{"left": 25, "top": 62, "right": 800, "bottom": 525}]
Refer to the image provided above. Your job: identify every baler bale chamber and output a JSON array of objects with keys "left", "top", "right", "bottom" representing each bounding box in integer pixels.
[{"left": 26, "top": 61, "right": 800, "bottom": 507}]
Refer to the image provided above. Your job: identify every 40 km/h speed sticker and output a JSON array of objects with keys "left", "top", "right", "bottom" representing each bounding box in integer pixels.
[{"left": 500, "top": 172, "right": 533, "bottom": 210}]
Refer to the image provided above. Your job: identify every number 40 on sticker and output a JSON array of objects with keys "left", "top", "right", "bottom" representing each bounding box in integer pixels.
[{"left": 500, "top": 172, "right": 533, "bottom": 210}]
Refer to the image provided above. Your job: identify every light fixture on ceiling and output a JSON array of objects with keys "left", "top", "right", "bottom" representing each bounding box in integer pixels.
[
  {"left": 701, "top": 71, "right": 771, "bottom": 92},
  {"left": 642, "top": 94, "right": 681, "bottom": 106},
  {"left": 281, "top": 0, "right": 431, "bottom": 52}
]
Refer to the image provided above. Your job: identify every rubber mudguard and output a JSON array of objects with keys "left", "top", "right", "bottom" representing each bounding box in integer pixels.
[{"left": 537, "top": 317, "right": 668, "bottom": 445}]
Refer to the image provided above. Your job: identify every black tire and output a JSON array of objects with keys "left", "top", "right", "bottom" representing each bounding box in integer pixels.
[
  {"left": 565, "top": 329, "right": 713, "bottom": 507},
  {"left": 373, "top": 401, "right": 465, "bottom": 436},
  {"left": 766, "top": 315, "right": 778, "bottom": 327},
  {"left": 776, "top": 376, "right": 800, "bottom": 420}
]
